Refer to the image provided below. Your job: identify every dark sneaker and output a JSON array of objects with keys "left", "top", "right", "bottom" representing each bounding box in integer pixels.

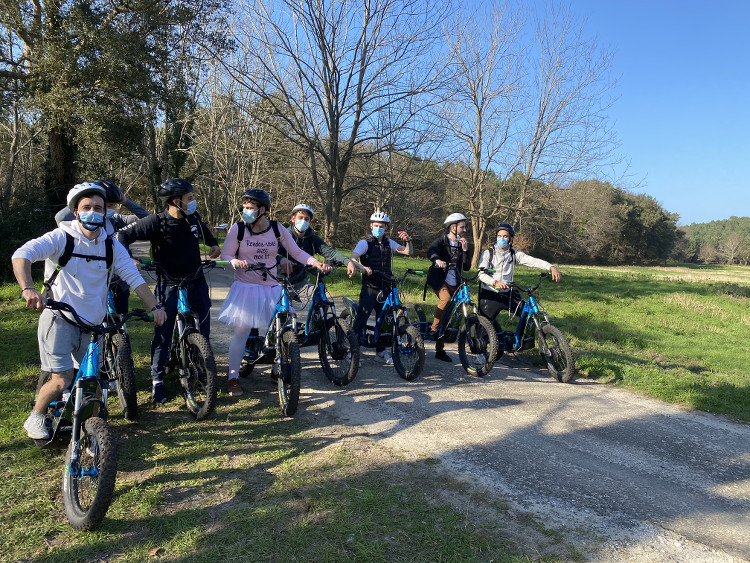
[
  {"left": 435, "top": 350, "right": 452, "bottom": 363},
  {"left": 152, "top": 382, "right": 168, "bottom": 404},
  {"left": 227, "top": 378, "right": 243, "bottom": 396}
]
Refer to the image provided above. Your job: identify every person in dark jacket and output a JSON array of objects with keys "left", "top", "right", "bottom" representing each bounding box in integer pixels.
[
  {"left": 347, "top": 211, "right": 413, "bottom": 365},
  {"left": 117, "top": 178, "right": 220, "bottom": 404},
  {"left": 278, "top": 203, "right": 358, "bottom": 311},
  {"left": 425, "top": 213, "right": 471, "bottom": 362}
]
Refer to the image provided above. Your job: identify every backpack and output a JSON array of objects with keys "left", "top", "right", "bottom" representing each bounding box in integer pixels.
[
  {"left": 43, "top": 232, "right": 114, "bottom": 293},
  {"left": 234, "top": 220, "right": 282, "bottom": 258}
]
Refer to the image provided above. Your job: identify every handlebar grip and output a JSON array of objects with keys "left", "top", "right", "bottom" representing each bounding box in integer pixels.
[
  {"left": 214, "top": 260, "right": 231, "bottom": 266},
  {"left": 140, "top": 258, "right": 153, "bottom": 265}
]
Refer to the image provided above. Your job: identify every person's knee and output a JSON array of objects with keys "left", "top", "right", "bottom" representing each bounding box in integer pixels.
[{"left": 46, "top": 370, "right": 73, "bottom": 392}]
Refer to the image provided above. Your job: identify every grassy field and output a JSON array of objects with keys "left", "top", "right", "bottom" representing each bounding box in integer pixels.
[{"left": 1, "top": 259, "right": 749, "bottom": 561}]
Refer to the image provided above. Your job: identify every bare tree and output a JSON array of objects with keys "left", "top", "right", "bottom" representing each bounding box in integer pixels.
[
  {"left": 439, "top": 2, "right": 523, "bottom": 267},
  {"left": 718, "top": 233, "right": 742, "bottom": 265},
  {"left": 499, "top": 4, "right": 619, "bottom": 232},
  {"left": 219, "top": 0, "right": 452, "bottom": 244}
]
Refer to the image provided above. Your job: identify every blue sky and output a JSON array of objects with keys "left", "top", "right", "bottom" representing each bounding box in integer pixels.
[{"left": 561, "top": 0, "right": 750, "bottom": 226}]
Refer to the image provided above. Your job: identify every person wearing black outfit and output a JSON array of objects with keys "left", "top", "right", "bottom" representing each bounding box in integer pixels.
[
  {"left": 347, "top": 211, "right": 413, "bottom": 364},
  {"left": 117, "top": 178, "right": 220, "bottom": 403},
  {"left": 425, "top": 213, "right": 471, "bottom": 362}
]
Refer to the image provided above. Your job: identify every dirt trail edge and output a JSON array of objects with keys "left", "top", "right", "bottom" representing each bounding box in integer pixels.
[{"left": 202, "top": 266, "right": 750, "bottom": 562}]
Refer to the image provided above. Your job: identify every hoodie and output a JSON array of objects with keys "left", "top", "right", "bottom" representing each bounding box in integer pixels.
[{"left": 12, "top": 221, "right": 146, "bottom": 324}]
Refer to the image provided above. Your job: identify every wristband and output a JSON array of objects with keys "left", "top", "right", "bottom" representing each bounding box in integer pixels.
[{"left": 22, "top": 287, "right": 35, "bottom": 292}]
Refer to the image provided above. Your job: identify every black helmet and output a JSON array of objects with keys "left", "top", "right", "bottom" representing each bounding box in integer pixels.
[
  {"left": 93, "top": 180, "right": 123, "bottom": 204},
  {"left": 495, "top": 222, "right": 516, "bottom": 237},
  {"left": 158, "top": 178, "right": 194, "bottom": 205},
  {"left": 242, "top": 188, "right": 271, "bottom": 211}
]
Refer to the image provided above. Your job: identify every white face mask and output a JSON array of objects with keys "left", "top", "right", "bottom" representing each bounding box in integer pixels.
[{"left": 295, "top": 219, "right": 310, "bottom": 232}]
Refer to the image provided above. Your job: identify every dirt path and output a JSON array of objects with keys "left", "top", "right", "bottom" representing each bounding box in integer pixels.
[{"left": 200, "top": 265, "right": 750, "bottom": 562}]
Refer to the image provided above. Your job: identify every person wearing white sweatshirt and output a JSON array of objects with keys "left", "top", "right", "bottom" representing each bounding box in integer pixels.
[
  {"left": 477, "top": 223, "right": 561, "bottom": 325},
  {"left": 12, "top": 183, "right": 166, "bottom": 440}
]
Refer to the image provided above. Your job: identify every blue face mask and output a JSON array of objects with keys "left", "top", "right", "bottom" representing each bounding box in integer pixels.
[
  {"left": 78, "top": 210, "right": 105, "bottom": 231},
  {"left": 243, "top": 209, "right": 257, "bottom": 224},
  {"left": 295, "top": 219, "right": 310, "bottom": 232},
  {"left": 182, "top": 200, "right": 197, "bottom": 215},
  {"left": 372, "top": 227, "right": 385, "bottom": 238},
  {"left": 497, "top": 236, "right": 509, "bottom": 249},
  {"left": 105, "top": 209, "right": 115, "bottom": 218}
]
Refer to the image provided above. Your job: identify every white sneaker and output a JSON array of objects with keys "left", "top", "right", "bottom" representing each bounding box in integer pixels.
[
  {"left": 377, "top": 350, "right": 393, "bottom": 365},
  {"left": 24, "top": 412, "right": 49, "bottom": 440}
]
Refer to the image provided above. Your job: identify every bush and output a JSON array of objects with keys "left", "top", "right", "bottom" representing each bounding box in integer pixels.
[{"left": 0, "top": 200, "right": 56, "bottom": 281}]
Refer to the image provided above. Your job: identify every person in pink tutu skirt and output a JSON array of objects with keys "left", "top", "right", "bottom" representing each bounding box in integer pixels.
[{"left": 218, "top": 189, "right": 330, "bottom": 396}]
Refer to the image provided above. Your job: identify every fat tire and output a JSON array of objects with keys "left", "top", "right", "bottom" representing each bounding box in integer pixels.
[
  {"left": 458, "top": 315, "right": 499, "bottom": 377},
  {"left": 61, "top": 417, "right": 118, "bottom": 530},
  {"left": 537, "top": 324, "right": 575, "bottom": 382},
  {"left": 111, "top": 333, "right": 137, "bottom": 421},
  {"left": 183, "top": 332, "right": 217, "bottom": 420},
  {"left": 318, "top": 317, "right": 359, "bottom": 387},
  {"left": 392, "top": 322, "right": 424, "bottom": 381},
  {"left": 278, "top": 330, "right": 301, "bottom": 416}
]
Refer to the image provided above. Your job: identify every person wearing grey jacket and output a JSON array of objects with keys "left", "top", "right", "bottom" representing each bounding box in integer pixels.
[
  {"left": 55, "top": 180, "right": 149, "bottom": 313},
  {"left": 477, "top": 223, "right": 561, "bottom": 324},
  {"left": 277, "top": 203, "right": 354, "bottom": 311}
]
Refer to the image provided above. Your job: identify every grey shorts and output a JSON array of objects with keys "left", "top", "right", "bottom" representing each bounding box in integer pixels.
[
  {"left": 37, "top": 309, "right": 90, "bottom": 377},
  {"left": 290, "top": 281, "right": 316, "bottom": 312}
]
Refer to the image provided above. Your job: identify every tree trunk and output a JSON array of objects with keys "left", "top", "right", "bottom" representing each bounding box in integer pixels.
[{"left": 45, "top": 126, "right": 78, "bottom": 208}]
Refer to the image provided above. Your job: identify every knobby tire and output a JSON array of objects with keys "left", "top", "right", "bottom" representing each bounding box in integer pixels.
[
  {"left": 457, "top": 315, "right": 498, "bottom": 377},
  {"left": 183, "top": 332, "right": 217, "bottom": 420},
  {"left": 536, "top": 324, "right": 575, "bottom": 382},
  {"left": 61, "top": 417, "right": 118, "bottom": 530},
  {"left": 278, "top": 330, "right": 301, "bottom": 416}
]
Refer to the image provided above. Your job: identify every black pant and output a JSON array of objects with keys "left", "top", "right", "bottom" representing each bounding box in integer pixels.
[
  {"left": 479, "top": 288, "right": 524, "bottom": 322},
  {"left": 352, "top": 285, "right": 387, "bottom": 353},
  {"left": 151, "top": 276, "right": 211, "bottom": 383},
  {"left": 109, "top": 277, "right": 130, "bottom": 314}
]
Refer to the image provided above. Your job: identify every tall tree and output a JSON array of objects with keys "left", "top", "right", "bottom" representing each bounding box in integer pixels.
[
  {"left": 219, "top": 0, "right": 451, "bottom": 243},
  {"left": 0, "top": 0, "right": 227, "bottom": 206},
  {"left": 440, "top": 2, "right": 522, "bottom": 266}
]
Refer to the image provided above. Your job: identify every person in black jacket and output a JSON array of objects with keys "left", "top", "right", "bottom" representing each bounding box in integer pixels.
[
  {"left": 425, "top": 213, "right": 471, "bottom": 362},
  {"left": 117, "top": 178, "right": 220, "bottom": 404},
  {"left": 278, "top": 203, "right": 359, "bottom": 311}
]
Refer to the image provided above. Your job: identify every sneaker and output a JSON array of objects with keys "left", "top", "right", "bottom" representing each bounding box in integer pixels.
[
  {"left": 377, "top": 350, "right": 394, "bottom": 365},
  {"left": 152, "top": 382, "right": 168, "bottom": 404},
  {"left": 24, "top": 412, "right": 49, "bottom": 440},
  {"left": 227, "top": 378, "right": 243, "bottom": 396},
  {"left": 474, "top": 355, "right": 486, "bottom": 367},
  {"left": 435, "top": 350, "right": 452, "bottom": 363}
]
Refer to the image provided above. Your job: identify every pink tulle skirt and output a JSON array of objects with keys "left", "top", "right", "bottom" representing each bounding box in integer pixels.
[{"left": 217, "top": 281, "right": 281, "bottom": 328}]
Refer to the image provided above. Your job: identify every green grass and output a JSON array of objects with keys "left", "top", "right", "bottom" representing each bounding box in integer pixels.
[
  {"left": 327, "top": 256, "right": 750, "bottom": 422},
  {"left": 0, "top": 282, "right": 549, "bottom": 562},
  {"left": 3, "top": 260, "right": 749, "bottom": 561}
]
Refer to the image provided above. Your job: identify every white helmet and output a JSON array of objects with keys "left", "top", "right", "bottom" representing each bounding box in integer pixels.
[
  {"left": 291, "top": 203, "right": 314, "bottom": 217},
  {"left": 67, "top": 182, "right": 106, "bottom": 212},
  {"left": 443, "top": 213, "right": 467, "bottom": 227},
  {"left": 369, "top": 210, "right": 390, "bottom": 223}
]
